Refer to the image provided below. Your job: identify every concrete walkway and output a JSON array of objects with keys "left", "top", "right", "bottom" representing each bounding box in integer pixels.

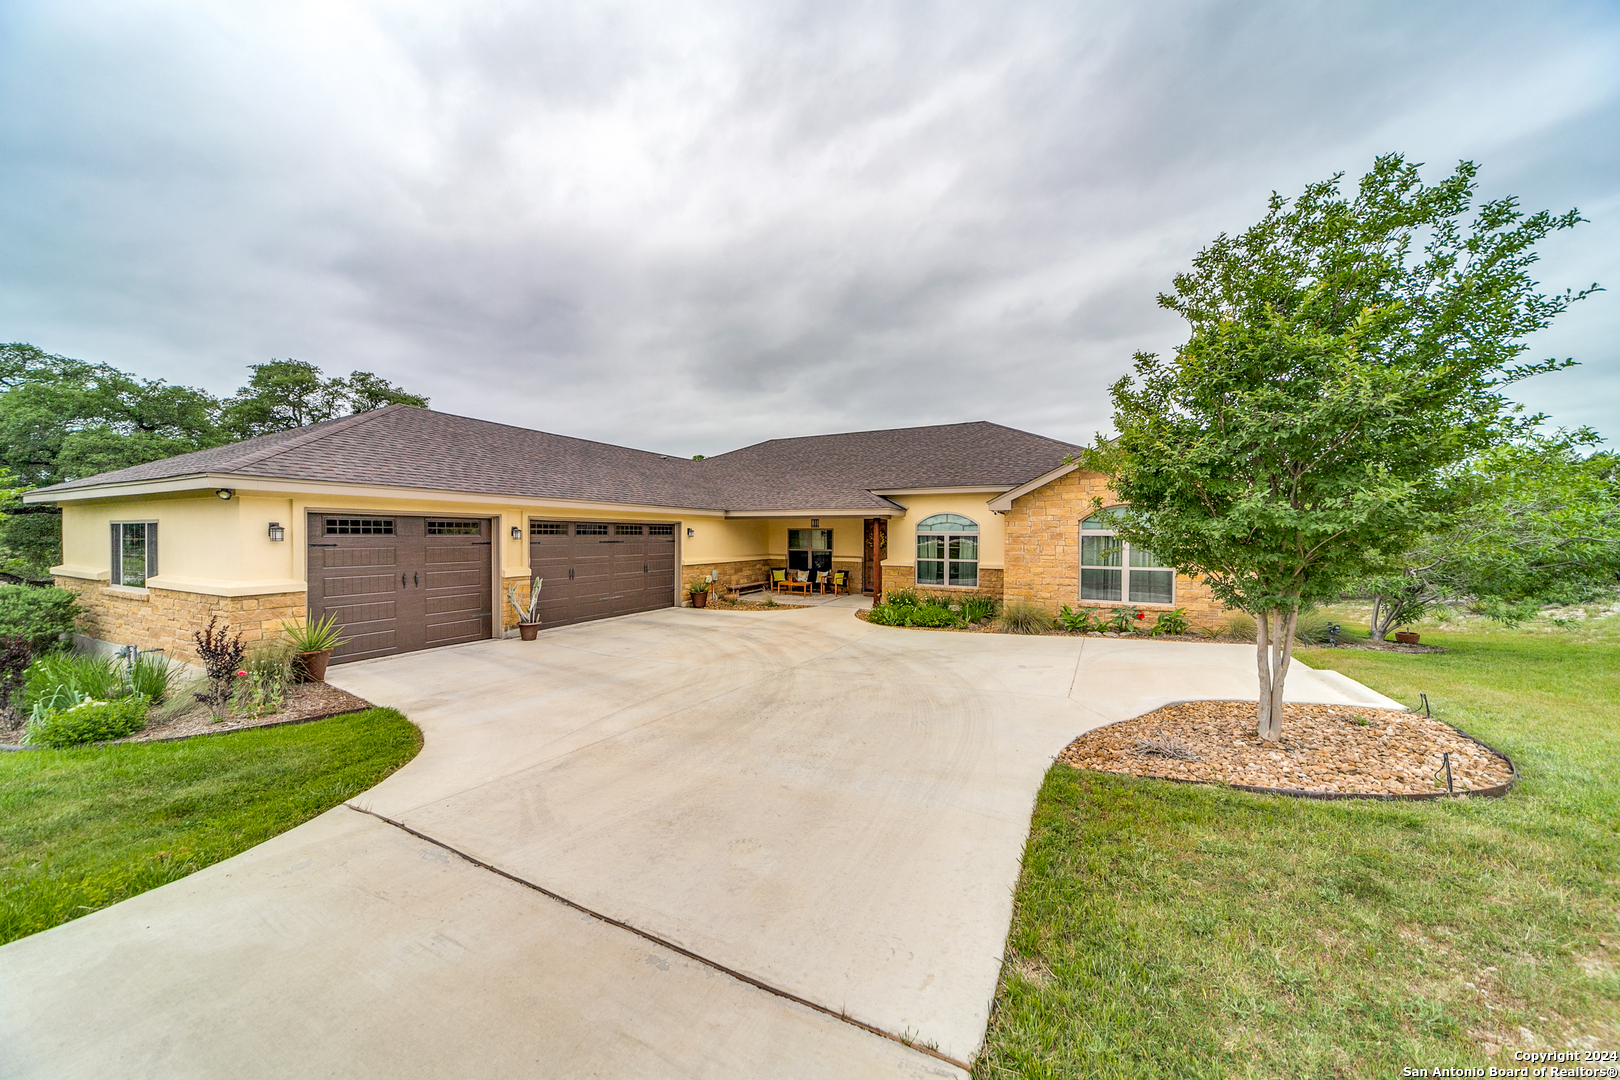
[{"left": 0, "top": 605, "right": 1399, "bottom": 1078}]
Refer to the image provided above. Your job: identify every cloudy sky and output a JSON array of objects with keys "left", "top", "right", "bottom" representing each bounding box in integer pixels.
[{"left": 2, "top": 0, "right": 1616, "bottom": 456}]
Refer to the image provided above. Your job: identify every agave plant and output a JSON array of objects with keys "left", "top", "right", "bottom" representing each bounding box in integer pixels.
[
  {"left": 280, "top": 613, "right": 348, "bottom": 654},
  {"left": 507, "top": 578, "right": 544, "bottom": 624}
]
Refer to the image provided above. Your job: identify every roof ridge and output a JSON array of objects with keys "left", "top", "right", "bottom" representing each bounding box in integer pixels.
[{"left": 226, "top": 406, "right": 404, "bottom": 471}]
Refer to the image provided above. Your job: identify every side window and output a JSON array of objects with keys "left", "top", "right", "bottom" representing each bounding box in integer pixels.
[
  {"left": 1080, "top": 508, "right": 1173, "bottom": 604},
  {"left": 110, "top": 521, "right": 158, "bottom": 587}
]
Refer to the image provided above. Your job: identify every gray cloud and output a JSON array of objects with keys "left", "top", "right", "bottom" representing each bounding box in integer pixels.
[{"left": 1, "top": 0, "right": 1616, "bottom": 457}]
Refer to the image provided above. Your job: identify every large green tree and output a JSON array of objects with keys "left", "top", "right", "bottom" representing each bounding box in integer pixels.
[
  {"left": 1360, "top": 430, "right": 1620, "bottom": 638},
  {"left": 219, "top": 360, "right": 427, "bottom": 441},
  {"left": 0, "top": 346, "right": 429, "bottom": 576},
  {"left": 1085, "top": 155, "right": 1594, "bottom": 741}
]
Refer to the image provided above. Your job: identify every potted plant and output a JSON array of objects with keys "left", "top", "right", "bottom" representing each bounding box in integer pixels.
[
  {"left": 1393, "top": 629, "right": 1421, "bottom": 645},
  {"left": 507, "top": 577, "right": 544, "bottom": 640},
  {"left": 280, "top": 614, "right": 348, "bottom": 682},
  {"left": 687, "top": 578, "right": 711, "bottom": 608}
]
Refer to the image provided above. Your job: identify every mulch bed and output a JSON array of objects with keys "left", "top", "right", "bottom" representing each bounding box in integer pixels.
[
  {"left": 0, "top": 682, "right": 374, "bottom": 749},
  {"left": 1059, "top": 701, "right": 1514, "bottom": 798}
]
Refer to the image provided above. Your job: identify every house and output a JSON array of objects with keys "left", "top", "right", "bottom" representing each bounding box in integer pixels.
[{"left": 24, "top": 405, "right": 1226, "bottom": 664}]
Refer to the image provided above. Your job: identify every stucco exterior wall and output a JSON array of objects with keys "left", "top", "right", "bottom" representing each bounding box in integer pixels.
[{"left": 1002, "top": 469, "right": 1228, "bottom": 629}]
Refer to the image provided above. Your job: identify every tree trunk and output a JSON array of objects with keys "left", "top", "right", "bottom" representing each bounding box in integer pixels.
[
  {"left": 1369, "top": 595, "right": 1384, "bottom": 641},
  {"left": 1369, "top": 595, "right": 1401, "bottom": 641},
  {"left": 1255, "top": 608, "right": 1298, "bottom": 743}
]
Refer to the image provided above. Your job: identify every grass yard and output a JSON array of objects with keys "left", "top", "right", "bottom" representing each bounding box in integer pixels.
[
  {"left": 0, "top": 708, "right": 420, "bottom": 946},
  {"left": 975, "top": 611, "right": 1620, "bottom": 1078}
]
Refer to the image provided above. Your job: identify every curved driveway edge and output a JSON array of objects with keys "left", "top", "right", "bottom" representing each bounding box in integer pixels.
[{"left": 0, "top": 602, "right": 1392, "bottom": 1077}]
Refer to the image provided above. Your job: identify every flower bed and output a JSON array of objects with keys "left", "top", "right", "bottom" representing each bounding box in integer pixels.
[{"left": 1059, "top": 700, "right": 1515, "bottom": 798}]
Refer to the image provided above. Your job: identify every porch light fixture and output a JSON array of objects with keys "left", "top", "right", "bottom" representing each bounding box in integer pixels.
[
  {"left": 216, "top": 488, "right": 234, "bottom": 501},
  {"left": 511, "top": 526, "right": 521, "bottom": 540},
  {"left": 267, "top": 522, "right": 285, "bottom": 542},
  {"left": 686, "top": 527, "right": 694, "bottom": 538}
]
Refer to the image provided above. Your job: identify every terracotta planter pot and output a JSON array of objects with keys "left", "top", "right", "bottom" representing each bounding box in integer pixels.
[
  {"left": 1394, "top": 631, "right": 1421, "bottom": 645},
  {"left": 691, "top": 591, "right": 708, "bottom": 608},
  {"left": 299, "top": 649, "right": 333, "bottom": 682},
  {"left": 518, "top": 622, "right": 541, "bottom": 641}
]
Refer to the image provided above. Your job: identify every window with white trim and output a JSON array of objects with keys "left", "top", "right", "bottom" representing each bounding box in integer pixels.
[
  {"left": 110, "top": 521, "right": 158, "bottom": 588},
  {"left": 916, "top": 514, "right": 978, "bottom": 587},
  {"left": 1080, "top": 508, "right": 1173, "bottom": 604}
]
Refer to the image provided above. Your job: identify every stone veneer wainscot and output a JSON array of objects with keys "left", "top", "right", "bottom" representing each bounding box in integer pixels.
[
  {"left": 1001, "top": 468, "right": 1228, "bottom": 630},
  {"left": 55, "top": 576, "right": 307, "bottom": 666}
]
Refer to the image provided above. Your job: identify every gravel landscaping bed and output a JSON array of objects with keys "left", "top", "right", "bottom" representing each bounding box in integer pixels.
[{"left": 1059, "top": 700, "right": 1514, "bottom": 798}]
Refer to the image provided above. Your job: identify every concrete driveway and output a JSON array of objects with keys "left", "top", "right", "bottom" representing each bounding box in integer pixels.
[{"left": 0, "top": 602, "right": 1399, "bottom": 1078}]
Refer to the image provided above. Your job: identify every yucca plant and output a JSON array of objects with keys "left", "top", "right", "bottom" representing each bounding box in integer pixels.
[{"left": 280, "top": 613, "right": 348, "bottom": 654}]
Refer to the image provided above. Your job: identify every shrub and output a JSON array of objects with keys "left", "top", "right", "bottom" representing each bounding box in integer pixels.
[
  {"left": 1105, "top": 607, "right": 1143, "bottom": 633},
  {"left": 1149, "top": 608, "right": 1191, "bottom": 636},
  {"left": 865, "top": 603, "right": 904, "bottom": 626},
  {"left": 193, "top": 617, "right": 246, "bottom": 715},
  {"left": 995, "top": 600, "right": 1055, "bottom": 635},
  {"left": 26, "top": 696, "right": 149, "bottom": 747},
  {"left": 0, "top": 635, "right": 30, "bottom": 713},
  {"left": 905, "top": 604, "right": 959, "bottom": 628},
  {"left": 232, "top": 642, "right": 294, "bottom": 717},
  {"left": 1223, "top": 612, "right": 1258, "bottom": 641},
  {"left": 23, "top": 652, "right": 130, "bottom": 708},
  {"left": 883, "top": 588, "right": 920, "bottom": 608},
  {"left": 127, "top": 653, "right": 178, "bottom": 702},
  {"left": 1294, "top": 609, "right": 1335, "bottom": 646},
  {"left": 0, "top": 585, "right": 78, "bottom": 654},
  {"left": 960, "top": 597, "right": 998, "bottom": 624},
  {"left": 1057, "top": 605, "right": 1094, "bottom": 632}
]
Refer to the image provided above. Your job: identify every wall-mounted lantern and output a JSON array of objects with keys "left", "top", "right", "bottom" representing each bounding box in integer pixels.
[
  {"left": 216, "top": 488, "right": 234, "bottom": 501},
  {"left": 510, "top": 525, "right": 522, "bottom": 540},
  {"left": 267, "top": 522, "right": 285, "bottom": 542},
  {"left": 686, "top": 527, "right": 694, "bottom": 538}
]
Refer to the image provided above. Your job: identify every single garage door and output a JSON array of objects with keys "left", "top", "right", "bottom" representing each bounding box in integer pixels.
[
  {"left": 307, "top": 514, "right": 494, "bottom": 664},
  {"left": 528, "top": 520, "right": 676, "bottom": 628}
]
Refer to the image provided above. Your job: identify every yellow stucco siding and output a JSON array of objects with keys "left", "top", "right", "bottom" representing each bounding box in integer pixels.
[
  {"left": 682, "top": 517, "right": 768, "bottom": 565},
  {"left": 878, "top": 493, "right": 1006, "bottom": 572}
]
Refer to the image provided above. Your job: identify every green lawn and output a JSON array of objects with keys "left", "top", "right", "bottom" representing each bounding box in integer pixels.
[
  {"left": 0, "top": 709, "right": 420, "bottom": 946},
  {"left": 975, "top": 612, "right": 1620, "bottom": 1078}
]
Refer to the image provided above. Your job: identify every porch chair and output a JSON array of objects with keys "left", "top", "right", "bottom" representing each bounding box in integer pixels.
[{"left": 826, "top": 570, "right": 849, "bottom": 596}]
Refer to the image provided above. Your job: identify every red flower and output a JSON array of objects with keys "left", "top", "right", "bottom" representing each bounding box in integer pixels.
[
  {"left": 1135, "top": 611, "right": 1145, "bottom": 619},
  {"left": 236, "top": 670, "right": 248, "bottom": 676}
]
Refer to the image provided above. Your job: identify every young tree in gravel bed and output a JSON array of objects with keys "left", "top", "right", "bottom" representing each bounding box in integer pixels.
[{"left": 1085, "top": 154, "right": 1595, "bottom": 741}]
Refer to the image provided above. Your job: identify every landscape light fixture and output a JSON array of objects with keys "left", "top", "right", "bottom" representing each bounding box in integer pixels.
[
  {"left": 216, "top": 488, "right": 234, "bottom": 500},
  {"left": 267, "top": 522, "right": 285, "bottom": 542}
]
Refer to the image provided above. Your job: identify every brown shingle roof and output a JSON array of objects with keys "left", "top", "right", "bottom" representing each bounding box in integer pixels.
[
  {"left": 701, "top": 422, "right": 1083, "bottom": 511},
  {"left": 31, "top": 407, "right": 1082, "bottom": 512}
]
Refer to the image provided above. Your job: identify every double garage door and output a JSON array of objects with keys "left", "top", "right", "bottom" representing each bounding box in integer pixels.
[
  {"left": 307, "top": 514, "right": 494, "bottom": 664},
  {"left": 307, "top": 515, "right": 679, "bottom": 664},
  {"left": 528, "top": 521, "right": 677, "bottom": 627}
]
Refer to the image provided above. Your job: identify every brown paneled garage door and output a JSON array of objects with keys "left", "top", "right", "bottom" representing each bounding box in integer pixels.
[
  {"left": 528, "top": 521, "right": 676, "bottom": 628},
  {"left": 306, "top": 514, "right": 494, "bottom": 664}
]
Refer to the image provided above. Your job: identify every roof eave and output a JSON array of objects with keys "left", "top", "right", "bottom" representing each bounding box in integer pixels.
[{"left": 987, "top": 462, "right": 1081, "bottom": 512}]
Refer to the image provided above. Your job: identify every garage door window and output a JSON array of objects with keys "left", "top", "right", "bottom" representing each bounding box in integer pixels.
[
  {"left": 576, "top": 523, "right": 609, "bottom": 536},
  {"left": 531, "top": 521, "right": 566, "bottom": 536},
  {"left": 426, "top": 520, "right": 480, "bottom": 535},
  {"left": 325, "top": 518, "right": 394, "bottom": 535},
  {"left": 615, "top": 524, "right": 643, "bottom": 536}
]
